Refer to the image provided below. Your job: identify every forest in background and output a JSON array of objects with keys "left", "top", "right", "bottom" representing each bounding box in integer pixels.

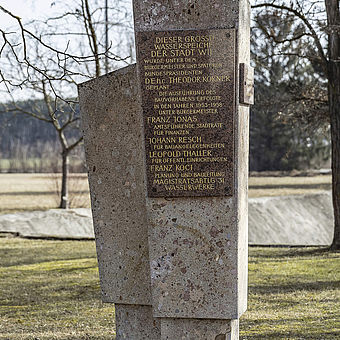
[
  {"left": 0, "top": 96, "right": 331, "bottom": 174},
  {"left": 0, "top": 0, "right": 332, "bottom": 174},
  {"left": 0, "top": 102, "right": 85, "bottom": 173}
]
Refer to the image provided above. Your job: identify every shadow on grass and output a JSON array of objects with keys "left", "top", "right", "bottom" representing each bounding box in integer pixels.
[
  {"left": 249, "top": 246, "right": 334, "bottom": 260},
  {"left": 1, "top": 279, "right": 101, "bottom": 306},
  {"left": 249, "top": 280, "right": 340, "bottom": 294},
  {"left": 0, "top": 238, "right": 97, "bottom": 268},
  {"left": 0, "top": 249, "right": 96, "bottom": 268},
  {"left": 241, "top": 315, "right": 340, "bottom": 339},
  {"left": 241, "top": 330, "right": 339, "bottom": 340},
  {"left": 50, "top": 264, "right": 98, "bottom": 273}
]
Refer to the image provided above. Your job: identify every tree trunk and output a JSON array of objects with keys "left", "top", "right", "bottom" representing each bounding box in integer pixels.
[
  {"left": 326, "top": 0, "right": 340, "bottom": 250},
  {"left": 329, "top": 86, "right": 340, "bottom": 250},
  {"left": 60, "top": 150, "right": 69, "bottom": 209}
]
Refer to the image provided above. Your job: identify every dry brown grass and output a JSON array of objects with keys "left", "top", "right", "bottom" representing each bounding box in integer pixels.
[
  {"left": 0, "top": 173, "right": 332, "bottom": 214},
  {"left": 249, "top": 175, "right": 332, "bottom": 198},
  {"left": 0, "top": 237, "right": 339, "bottom": 339},
  {"left": 0, "top": 174, "right": 90, "bottom": 215}
]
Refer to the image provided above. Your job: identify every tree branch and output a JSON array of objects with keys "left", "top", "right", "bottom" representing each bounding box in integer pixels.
[
  {"left": 67, "top": 136, "right": 83, "bottom": 152},
  {"left": 252, "top": 2, "right": 328, "bottom": 67}
]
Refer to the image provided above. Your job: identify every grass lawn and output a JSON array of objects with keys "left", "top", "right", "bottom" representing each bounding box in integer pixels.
[
  {"left": 0, "top": 236, "right": 339, "bottom": 339},
  {"left": 0, "top": 173, "right": 332, "bottom": 215},
  {"left": 0, "top": 236, "right": 112, "bottom": 340}
]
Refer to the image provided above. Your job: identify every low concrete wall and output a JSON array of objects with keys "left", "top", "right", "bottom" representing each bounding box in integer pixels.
[
  {"left": 0, "top": 209, "right": 94, "bottom": 239},
  {"left": 249, "top": 192, "right": 333, "bottom": 245},
  {"left": 0, "top": 192, "right": 334, "bottom": 245}
]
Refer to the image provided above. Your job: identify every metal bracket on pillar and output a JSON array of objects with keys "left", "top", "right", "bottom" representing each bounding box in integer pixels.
[{"left": 239, "top": 63, "right": 255, "bottom": 106}]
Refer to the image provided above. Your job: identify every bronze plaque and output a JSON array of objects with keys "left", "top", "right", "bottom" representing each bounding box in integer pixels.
[{"left": 136, "top": 29, "right": 235, "bottom": 197}]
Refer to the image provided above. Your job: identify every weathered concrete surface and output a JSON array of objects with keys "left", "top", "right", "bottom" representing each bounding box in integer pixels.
[
  {"left": 248, "top": 192, "right": 334, "bottom": 245},
  {"left": 160, "top": 318, "right": 239, "bottom": 340},
  {"left": 78, "top": 64, "right": 152, "bottom": 306},
  {"left": 147, "top": 197, "right": 241, "bottom": 320},
  {"left": 115, "top": 304, "right": 161, "bottom": 340},
  {"left": 0, "top": 209, "right": 94, "bottom": 239},
  {"left": 133, "top": 0, "right": 239, "bottom": 31},
  {"left": 133, "top": 0, "right": 250, "bottom": 320}
]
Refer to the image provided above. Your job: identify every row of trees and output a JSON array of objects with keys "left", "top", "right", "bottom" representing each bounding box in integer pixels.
[
  {"left": 0, "top": 105, "right": 85, "bottom": 173},
  {"left": 0, "top": 0, "right": 339, "bottom": 249},
  {"left": 0, "top": 99, "right": 330, "bottom": 172},
  {"left": 251, "top": 0, "right": 339, "bottom": 250},
  {"left": 250, "top": 1, "right": 331, "bottom": 171}
]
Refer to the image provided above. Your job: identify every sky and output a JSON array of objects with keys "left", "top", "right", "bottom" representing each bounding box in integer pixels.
[
  {"left": 0, "top": 0, "right": 135, "bottom": 101},
  {"left": 0, "top": 0, "right": 55, "bottom": 29},
  {"left": 0, "top": 1, "right": 57, "bottom": 100}
]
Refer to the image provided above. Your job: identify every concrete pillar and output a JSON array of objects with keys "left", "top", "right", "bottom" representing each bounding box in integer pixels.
[
  {"left": 79, "top": 1, "right": 252, "bottom": 338},
  {"left": 133, "top": 1, "right": 251, "bottom": 338},
  {"left": 78, "top": 65, "right": 160, "bottom": 339},
  {"left": 161, "top": 318, "right": 239, "bottom": 340},
  {"left": 115, "top": 304, "right": 161, "bottom": 340}
]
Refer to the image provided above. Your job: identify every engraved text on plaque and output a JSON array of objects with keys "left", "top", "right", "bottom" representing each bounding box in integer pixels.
[{"left": 136, "top": 29, "right": 235, "bottom": 197}]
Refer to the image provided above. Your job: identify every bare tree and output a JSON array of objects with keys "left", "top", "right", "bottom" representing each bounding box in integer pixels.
[
  {"left": 252, "top": 0, "right": 339, "bottom": 250},
  {"left": 0, "top": 1, "right": 133, "bottom": 84},
  {"left": 1, "top": 36, "right": 83, "bottom": 208},
  {"left": 0, "top": 0, "right": 134, "bottom": 208}
]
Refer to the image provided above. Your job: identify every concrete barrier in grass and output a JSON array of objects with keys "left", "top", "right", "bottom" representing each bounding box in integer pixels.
[
  {"left": 0, "top": 208, "right": 94, "bottom": 239},
  {"left": 0, "top": 192, "right": 333, "bottom": 245},
  {"left": 248, "top": 191, "right": 333, "bottom": 246}
]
